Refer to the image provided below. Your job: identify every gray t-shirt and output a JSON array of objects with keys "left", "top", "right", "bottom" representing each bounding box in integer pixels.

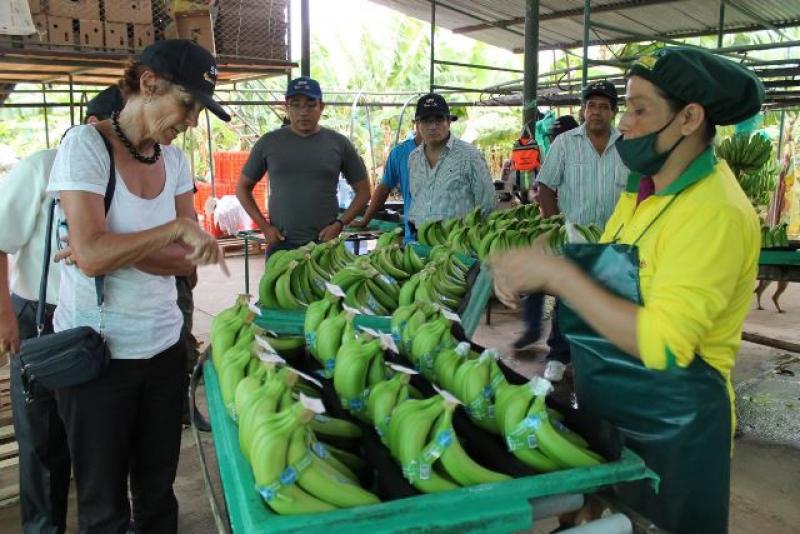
[{"left": 242, "top": 126, "right": 367, "bottom": 246}]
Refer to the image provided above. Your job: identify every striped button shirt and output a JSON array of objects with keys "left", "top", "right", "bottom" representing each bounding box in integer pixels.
[
  {"left": 408, "top": 135, "right": 496, "bottom": 225},
  {"left": 537, "top": 124, "right": 628, "bottom": 227}
]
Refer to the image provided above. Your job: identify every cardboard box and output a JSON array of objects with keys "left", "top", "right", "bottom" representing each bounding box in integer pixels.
[
  {"left": 132, "top": 24, "right": 154, "bottom": 50},
  {"left": 23, "top": 14, "right": 48, "bottom": 45},
  {"left": 104, "top": 21, "right": 128, "bottom": 50},
  {"left": 47, "top": 16, "right": 74, "bottom": 47},
  {"left": 48, "top": 0, "right": 100, "bottom": 20},
  {"left": 28, "top": 0, "right": 43, "bottom": 14},
  {"left": 78, "top": 19, "right": 103, "bottom": 49},
  {"left": 175, "top": 10, "right": 215, "bottom": 55},
  {"left": 105, "top": 0, "right": 152, "bottom": 25}
]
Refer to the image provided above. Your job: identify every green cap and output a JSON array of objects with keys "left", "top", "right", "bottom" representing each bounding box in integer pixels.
[{"left": 628, "top": 47, "right": 765, "bottom": 126}]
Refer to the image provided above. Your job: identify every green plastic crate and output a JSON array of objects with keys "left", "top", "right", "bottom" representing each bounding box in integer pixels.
[
  {"left": 759, "top": 249, "right": 800, "bottom": 266},
  {"left": 204, "top": 362, "right": 657, "bottom": 534}
]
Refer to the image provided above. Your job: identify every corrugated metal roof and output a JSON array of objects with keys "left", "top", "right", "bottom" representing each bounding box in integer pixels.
[{"left": 369, "top": 0, "right": 800, "bottom": 52}]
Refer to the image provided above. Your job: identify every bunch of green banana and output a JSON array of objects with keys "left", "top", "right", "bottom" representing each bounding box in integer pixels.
[
  {"left": 304, "top": 295, "right": 342, "bottom": 358},
  {"left": 366, "top": 371, "right": 412, "bottom": 442},
  {"left": 330, "top": 258, "right": 402, "bottom": 315},
  {"left": 375, "top": 227, "right": 403, "bottom": 249},
  {"left": 761, "top": 222, "right": 790, "bottom": 248},
  {"left": 260, "top": 239, "right": 356, "bottom": 310},
  {"left": 717, "top": 132, "right": 773, "bottom": 178},
  {"left": 313, "top": 311, "right": 349, "bottom": 375},
  {"left": 429, "top": 399, "right": 511, "bottom": 486},
  {"left": 495, "top": 379, "right": 602, "bottom": 471},
  {"left": 254, "top": 325, "right": 306, "bottom": 356},
  {"left": 285, "top": 426, "right": 381, "bottom": 508},
  {"left": 409, "top": 315, "right": 456, "bottom": 379},
  {"left": 417, "top": 220, "right": 450, "bottom": 247},
  {"left": 250, "top": 399, "right": 380, "bottom": 514},
  {"left": 369, "top": 244, "right": 412, "bottom": 281},
  {"left": 210, "top": 295, "right": 253, "bottom": 372},
  {"left": 397, "top": 255, "right": 468, "bottom": 311},
  {"left": 392, "top": 302, "right": 447, "bottom": 355},
  {"left": 450, "top": 349, "right": 506, "bottom": 434},
  {"left": 333, "top": 335, "right": 385, "bottom": 422},
  {"left": 432, "top": 342, "right": 474, "bottom": 392},
  {"left": 386, "top": 396, "right": 459, "bottom": 493}
]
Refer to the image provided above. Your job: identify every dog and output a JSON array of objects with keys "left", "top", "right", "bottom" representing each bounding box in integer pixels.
[{"left": 755, "top": 279, "right": 789, "bottom": 313}]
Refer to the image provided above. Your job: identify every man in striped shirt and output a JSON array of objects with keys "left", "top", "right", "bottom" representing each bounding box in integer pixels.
[
  {"left": 516, "top": 81, "right": 628, "bottom": 382},
  {"left": 407, "top": 94, "right": 495, "bottom": 227}
]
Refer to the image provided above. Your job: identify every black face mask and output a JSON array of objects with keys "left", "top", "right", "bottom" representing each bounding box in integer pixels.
[{"left": 615, "top": 112, "right": 685, "bottom": 176}]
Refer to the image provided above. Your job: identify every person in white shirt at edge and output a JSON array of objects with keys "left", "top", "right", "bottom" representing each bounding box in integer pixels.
[
  {"left": 45, "top": 39, "right": 228, "bottom": 533},
  {"left": 514, "top": 81, "right": 628, "bottom": 383},
  {"left": 0, "top": 85, "right": 123, "bottom": 534}
]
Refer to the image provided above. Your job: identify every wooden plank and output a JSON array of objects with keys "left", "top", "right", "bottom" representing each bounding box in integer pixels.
[
  {"left": 0, "top": 425, "right": 15, "bottom": 446},
  {"left": 0, "top": 441, "right": 18, "bottom": 463}
]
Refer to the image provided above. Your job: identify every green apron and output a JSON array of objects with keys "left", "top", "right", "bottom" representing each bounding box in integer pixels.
[{"left": 560, "top": 204, "right": 732, "bottom": 533}]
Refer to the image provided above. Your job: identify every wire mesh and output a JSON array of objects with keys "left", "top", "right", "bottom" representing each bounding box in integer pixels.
[{"left": 2, "top": 0, "right": 289, "bottom": 63}]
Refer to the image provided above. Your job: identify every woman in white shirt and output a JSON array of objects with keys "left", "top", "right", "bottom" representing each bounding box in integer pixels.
[{"left": 47, "top": 40, "right": 230, "bottom": 532}]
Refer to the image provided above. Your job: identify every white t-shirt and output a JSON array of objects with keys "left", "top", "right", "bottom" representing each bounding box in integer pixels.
[
  {"left": 0, "top": 149, "right": 60, "bottom": 303},
  {"left": 46, "top": 126, "right": 194, "bottom": 360}
]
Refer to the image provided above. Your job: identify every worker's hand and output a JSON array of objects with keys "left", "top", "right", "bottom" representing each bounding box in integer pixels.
[
  {"left": 0, "top": 307, "right": 20, "bottom": 357},
  {"left": 348, "top": 217, "right": 369, "bottom": 229},
  {"left": 262, "top": 224, "right": 285, "bottom": 246},
  {"left": 488, "top": 235, "right": 567, "bottom": 310},
  {"left": 54, "top": 246, "right": 75, "bottom": 266},
  {"left": 318, "top": 222, "right": 343, "bottom": 243},
  {"left": 174, "top": 219, "right": 229, "bottom": 276}
]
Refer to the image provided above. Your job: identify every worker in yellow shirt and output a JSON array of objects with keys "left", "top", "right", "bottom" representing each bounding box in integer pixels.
[{"left": 489, "top": 47, "right": 765, "bottom": 533}]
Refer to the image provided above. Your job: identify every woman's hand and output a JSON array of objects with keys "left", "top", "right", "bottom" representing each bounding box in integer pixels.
[
  {"left": 318, "top": 221, "right": 343, "bottom": 242},
  {"left": 0, "top": 307, "right": 19, "bottom": 357},
  {"left": 488, "top": 238, "right": 570, "bottom": 309},
  {"left": 173, "top": 219, "right": 229, "bottom": 276}
]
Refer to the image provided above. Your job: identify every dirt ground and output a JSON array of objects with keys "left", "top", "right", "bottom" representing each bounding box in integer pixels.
[{"left": 0, "top": 256, "right": 798, "bottom": 533}]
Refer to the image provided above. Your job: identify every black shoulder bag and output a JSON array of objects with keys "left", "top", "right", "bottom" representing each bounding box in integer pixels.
[{"left": 17, "top": 131, "right": 118, "bottom": 398}]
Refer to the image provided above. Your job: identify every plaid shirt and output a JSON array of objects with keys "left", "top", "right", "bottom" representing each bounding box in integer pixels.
[
  {"left": 408, "top": 135, "right": 495, "bottom": 225},
  {"left": 537, "top": 123, "right": 628, "bottom": 227}
]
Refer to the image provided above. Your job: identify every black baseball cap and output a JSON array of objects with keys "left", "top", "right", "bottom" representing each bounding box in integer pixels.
[
  {"left": 582, "top": 80, "right": 618, "bottom": 107},
  {"left": 140, "top": 39, "right": 230, "bottom": 122},
  {"left": 86, "top": 85, "right": 124, "bottom": 120},
  {"left": 414, "top": 93, "right": 458, "bottom": 121}
]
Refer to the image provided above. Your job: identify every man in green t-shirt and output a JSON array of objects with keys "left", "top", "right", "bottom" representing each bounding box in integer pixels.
[{"left": 237, "top": 77, "right": 371, "bottom": 251}]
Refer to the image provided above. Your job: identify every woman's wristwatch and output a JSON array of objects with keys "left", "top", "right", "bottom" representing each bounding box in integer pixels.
[{"left": 332, "top": 218, "right": 345, "bottom": 230}]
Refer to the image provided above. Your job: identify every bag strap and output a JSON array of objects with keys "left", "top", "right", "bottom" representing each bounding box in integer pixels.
[{"left": 33, "top": 128, "right": 116, "bottom": 336}]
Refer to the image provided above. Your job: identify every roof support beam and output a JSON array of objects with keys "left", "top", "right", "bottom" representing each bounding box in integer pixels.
[{"left": 453, "top": 0, "right": 681, "bottom": 34}]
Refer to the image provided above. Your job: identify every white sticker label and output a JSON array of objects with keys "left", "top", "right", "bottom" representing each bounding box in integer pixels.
[
  {"left": 378, "top": 333, "right": 399, "bottom": 354},
  {"left": 299, "top": 392, "right": 326, "bottom": 414},
  {"left": 289, "top": 366, "right": 323, "bottom": 389},
  {"left": 248, "top": 302, "right": 263, "bottom": 316},
  {"left": 256, "top": 351, "right": 286, "bottom": 364},
  {"left": 529, "top": 376, "right": 554, "bottom": 397},
  {"left": 455, "top": 342, "right": 471, "bottom": 357},
  {"left": 255, "top": 335, "right": 277, "bottom": 354},
  {"left": 480, "top": 348, "right": 500, "bottom": 362},
  {"left": 325, "top": 283, "right": 346, "bottom": 298},
  {"left": 359, "top": 327, "right": 381, "bottom": 338},
  {"left": 434, "top": 385, "right": 462, "bottom": 405},
  {"left": 440, "top": 308, "right": 462, "bottom": 323},
  {"left": 388, "top": 362, "right": 418, "bottom": 375},
  {"left": 340, "top": 304, "right": 360, "bottom": 316}
]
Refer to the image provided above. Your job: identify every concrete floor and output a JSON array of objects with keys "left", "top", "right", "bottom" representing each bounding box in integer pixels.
[{"left": 1, "top": 255, "right": 798, "bottom": 533}]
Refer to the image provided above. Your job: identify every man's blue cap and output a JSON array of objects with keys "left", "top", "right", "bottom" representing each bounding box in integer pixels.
[{"left": 286, "top": 76, "right": 322, "bottom": 100}]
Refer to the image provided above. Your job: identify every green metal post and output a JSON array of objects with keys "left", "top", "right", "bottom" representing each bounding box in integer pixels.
[
  {"left": 718, "top": 1, "right": 726, "bottom": 48},
  {"left": 205, "top": 109, "right": 216, "bottom": 198},
  {"left": 582, "top": 0, "right": 590, "bottom": 86},
  {"left": 244, "top": 235, "right": 250, "bottom": 295},
  {"left": 42, "top": 84, "right": 50, "bottom": 149},
  {"left": 300, "top": 0, "right": 310, "bottom": 77},
  {"left": 523, "top": 0, "right": 539, "bottom": 127},
  {"left": 430, "top": 0, "right": 436, "bottom": 93},
  {"left": 777, "top": 109, "right": 786, "bottom": 163}
]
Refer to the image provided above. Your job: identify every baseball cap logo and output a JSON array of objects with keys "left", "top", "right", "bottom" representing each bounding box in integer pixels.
[
  {"left": 424, "top": 98, "right": 436, "bottom": 107},
  {"left": 203, "top": 65, "right": 218, "bottom": 85}
]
